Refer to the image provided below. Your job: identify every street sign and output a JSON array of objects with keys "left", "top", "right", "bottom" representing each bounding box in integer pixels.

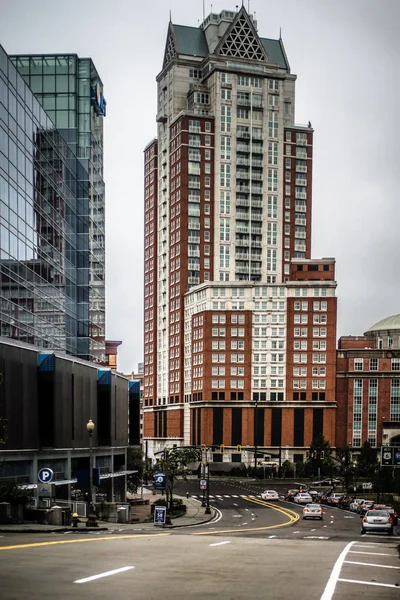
[
  {"left": 154, "top": 472, "right": 166, "bottom": 490},
  {"left": 38, "top": 483, "right": 55, "bottom": 498},
  {"left": 199, "top": 479, "right": 207, "bottom": 490},
  {"left": 381, "top": 447, "right": 394, "bottom": 466},
  {"left": 38, "top": 468, "right": 54, "bottom": 483},
  {"left": 154, "top": 505, "right": 166, "bottom": 527},
  {"left": 362, "top": 482, "right": 373, "bottom": 490}
]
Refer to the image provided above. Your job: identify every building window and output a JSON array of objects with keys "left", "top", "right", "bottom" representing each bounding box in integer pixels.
[
  {"left": 391, "top": 358, "right": 400, "bottom": 371},
  {"left": 354, "top": 359, "right": 363, "bottom": 371},
  {"left": 369, "top": 358, "right": 378, "bottom": 371},
  {"left": 390, "top": 379, "right": 400, "bottom": 421}
]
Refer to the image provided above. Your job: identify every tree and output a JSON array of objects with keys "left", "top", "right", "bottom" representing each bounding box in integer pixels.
[
  {"left": 154, "top": 447, "right": 201, "bottom": 510},
  {"left": 126, "top": 446, "right": 144, "bottom": 495},
  {"left": 307, "top": 435, "right": 334, "bottom": 477},
  {"left": 335, "top": 445, "right": 354, "bottom": 490},
  {"left": 355, "top": 441, "right": 378, "bottom": 480}
]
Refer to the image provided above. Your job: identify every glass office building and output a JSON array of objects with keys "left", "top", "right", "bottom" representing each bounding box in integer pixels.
[
  {"left": 0, "top": 45, "right": 103, "bottom": 359},
  {"left": 10, "top": 52, "right": 106, "bottom": 362}
]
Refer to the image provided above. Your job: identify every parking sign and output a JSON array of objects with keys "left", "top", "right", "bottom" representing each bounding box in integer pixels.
[{"left": 38, "top": 468, "right": 54, "bottom": 483}]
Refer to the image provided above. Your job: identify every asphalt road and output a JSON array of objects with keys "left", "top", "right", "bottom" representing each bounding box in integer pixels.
[{"left": 0, "top": 479, "right": 399, "bottom": 599}]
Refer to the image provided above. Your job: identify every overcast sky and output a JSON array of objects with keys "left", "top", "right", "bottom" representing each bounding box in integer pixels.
[{"left": 1, "top": 0, "right": 399, "bottom": 373}]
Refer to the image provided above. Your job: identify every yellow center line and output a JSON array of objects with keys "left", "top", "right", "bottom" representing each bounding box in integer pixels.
[
  {"left": 193, "top": 496, "right": 299, "bottom": 535},
  {"left": 0, "top": 533, "right": 171, "bottom": 551}
]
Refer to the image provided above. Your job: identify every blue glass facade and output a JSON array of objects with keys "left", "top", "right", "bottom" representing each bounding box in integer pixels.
[
  {"left": 0, "top": 46, "right": 91, "bottom": 357},
  {"left": 10, "top": 53, "right": 106, "bottom": 362}
]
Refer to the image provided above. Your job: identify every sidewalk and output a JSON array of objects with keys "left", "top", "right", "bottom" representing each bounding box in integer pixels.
[{"left": 0, "top": 496, "right": 215, "bottom": 534}]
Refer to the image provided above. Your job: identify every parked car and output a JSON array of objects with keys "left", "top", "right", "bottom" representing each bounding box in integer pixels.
[
  {"left": 339, "top": 496, "right": 354, "bottom": 510},
  {"left": 313, "top": 478, "right": 341, "bottom": 487},
  {"left": 286, "top": 489, "right": 300, "bottom": 502},
  {"left": 308, "top": 490, "right": 318, "bottom": 498},
  {"left": 361, "top": 509, "right": 393, "bottom": 536},
  {"left": 303, "top": 503, "right": 323, "bottom": 520},
  {"left": 294, "top": 492, "right": 313, "bottom": 505},
  {"left": 261, "top": 490, "right": 279, "bottom": 501}
]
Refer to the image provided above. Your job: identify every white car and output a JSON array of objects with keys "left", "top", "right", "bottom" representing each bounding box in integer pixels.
[
  {"left": 261, "top": 489, "right": 280, "bottom": 501},
  {"left": 349, "top": 498, "right": 366, "bottom": 512},
  {"left": 303, "top": 503, "right": 324, "bottom": 520},
  {"left": 294, "top": 492, "right": 313, "bottom": 505}
]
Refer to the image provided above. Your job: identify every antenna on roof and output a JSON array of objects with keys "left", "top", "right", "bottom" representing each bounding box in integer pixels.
[
  {"left": 279, "top": 26, "right": 282, "bottom": 39},
  {"left": 202, "top": 0, "right": 205, "bottom": 21},
  {"left": 248, "top": 0, "right": 251, "bottom": 11},
  {"left": 169, "top": 9, "right": 172, "bottom": 23}
]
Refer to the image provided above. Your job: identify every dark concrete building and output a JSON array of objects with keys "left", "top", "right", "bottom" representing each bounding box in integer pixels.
[{"left": 0, "top": 337, "right": 130, "bottom": 507}]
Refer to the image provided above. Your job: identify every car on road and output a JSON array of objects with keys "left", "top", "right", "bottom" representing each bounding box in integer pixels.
[
  {"left": 303, "top": 503, "right": 323, "bottom": 520},
  {"left": 361, "top": 509, "right": 394, "bottom": 536},
  {"left": 371, "top": 505, "right": 398, "bottom": 526},
  {"left": 313, "top": 478, "right": 341, "bottom": 487},
  {"left": 261, "top": 489, "right": 279, "bottom": 501},
  {"left": 357, "top": 500, "right": 374, "bottom": 515},
  {"left": 349, "top": 498, "right": 366, "bottom": 512},
  {"left": 286, "top": 489, "right": 300, "bottom": 501},
  {"left": 294, "top": 492, "right": 313, "bottom": 505},
  {"left": 326, "top": 493, "right": 343, "bottom": 506}
]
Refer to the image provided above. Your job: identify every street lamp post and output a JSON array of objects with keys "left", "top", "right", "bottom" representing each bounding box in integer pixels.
[
  {"left": 254, "top": 395, "right": 258, "bottom": 474},
  {"left": 86, "top": 419, "right": 98, "bottom": 527}
]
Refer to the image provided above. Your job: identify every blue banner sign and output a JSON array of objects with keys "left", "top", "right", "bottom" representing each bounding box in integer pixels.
[{"left": 154, "top": 472, "right": 166, "bottom": 489}]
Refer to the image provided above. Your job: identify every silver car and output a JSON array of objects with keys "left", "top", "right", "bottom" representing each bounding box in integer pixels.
[
  {"left": 303, "top": 503, "right": 323, "bottom": 520},
  {"left": 361, "top": 510, "right": 394, "bottom": 536}
]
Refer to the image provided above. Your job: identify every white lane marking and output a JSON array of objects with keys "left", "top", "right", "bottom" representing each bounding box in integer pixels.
[
  {"left": 242, "top": 522, "right": 248, "bottom": 525},
  {"left": 248, "top": 495, "right": 256, "bottom": 498},
  {"left": 232, "top": 495, "right": 239, "bottom": 498},
  {"left": 293, "top": 531, "right": 300, "bottom": 534},
  {"left": 223, "top": 495, "right": 231, "bottom": 498},
  {"left": 330, "top": 521, "right": 334, "bottom": 524},
  {"left": 344, "top": 516, "right": 354, "bottom": 519},
  {"left": 245, "top": 508, "right": 249, "bottom": 512},
  {"left": 319, "top": 540, "right": 356, "bottom": 600},
  {"left": 344, "top": 560, "right": 399, "bottom": 569},
  {"left": 311, "top": 529, "right": 316, "bottom": 532},
  {"left": 233, "top": 515, "right": 242, "bottom": 518},
  {"left": 323, "top": 525, "right": 327, "bottom": 528},
  {"left": 74, "top": 566, "right": 134, "bottom": 584},
  {"left": 338, "top": 578, "right": 400, "bottom": 589},
  {"left": 209, "top": 495, "right": 214, "bottom": 499},
  {"left": 304, "top": 536, "right": 330, "bottom": 540},
  {"left": 233, "top": 503, "right": 238, "bottom": 507},
  {"left": 209, "top": 541, "right": 231, "bottom": 547},
  {"left": 349, "top": 551, "right": 396, "bottom": 557},
  {"left": 268, "top": 535, "right": 277, "bottom": 538}
]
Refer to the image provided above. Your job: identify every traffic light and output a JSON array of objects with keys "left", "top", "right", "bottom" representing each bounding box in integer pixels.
[
  {"left": 320, "top": 450, "right": 325, "bottom": 460},
  {"left": 220, "top": 444, "right": 224, "bottom": 454},
  {"left": 236, "top": 445, "right": 242, "bottom": 452}
]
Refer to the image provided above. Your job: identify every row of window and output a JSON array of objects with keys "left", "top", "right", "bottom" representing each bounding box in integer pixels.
[{"left": 354, "top": 358, "right": 400, "bottom": 371}]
